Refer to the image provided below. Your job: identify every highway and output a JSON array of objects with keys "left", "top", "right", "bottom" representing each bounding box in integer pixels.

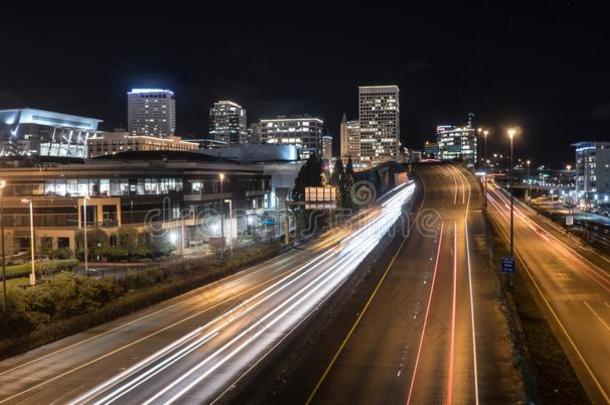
[
  {"left": 307, "top": 165, "right": 523, "bottom": 404},
  {"left": 0, "top": 181, "right": 415, "bottom": 404},
  {"left": 486, "top": 178, "right": 610, "bottom": 404}
]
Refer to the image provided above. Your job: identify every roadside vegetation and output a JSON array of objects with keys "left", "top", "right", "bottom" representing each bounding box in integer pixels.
[
  {"left": 0, "top": 241, "right": 282, "bottom": 360},
  {"left": 484, "top": 212, "right": 590, "bottom": 404},
  {"left": 2, "top": 259, "right": 79, "bottom": 279}
]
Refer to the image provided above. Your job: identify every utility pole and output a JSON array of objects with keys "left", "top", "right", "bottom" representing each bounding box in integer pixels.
[{"left": 1, "top": 180, "right": 6, "bottom": 312}]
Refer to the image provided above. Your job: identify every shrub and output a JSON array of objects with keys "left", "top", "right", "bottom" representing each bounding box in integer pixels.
[
  {"left": 50, "top": 247, "right": 73, "bottom": 259},
  {"left": 100, "top": 246, "right": 129, "bottom": 261}
]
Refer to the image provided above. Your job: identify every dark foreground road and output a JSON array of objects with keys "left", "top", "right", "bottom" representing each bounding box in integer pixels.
[{"left": 306, "top": 165, "right": 524, "bottom": 405}]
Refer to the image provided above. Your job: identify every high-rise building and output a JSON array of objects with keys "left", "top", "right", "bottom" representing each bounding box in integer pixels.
[
  {"left": 573, "top": 141, "right": 610, "bottom": 206},
  {"left": 321, "top": 135, "right": 333, "bottom": 160},
  {"left": 436, "top": 120, "right": 477, "bottom": 164},
  {"left": 358, "top": 85, "right": 400, "bottom": 164},
  {"left": 260, "top": 116, "right": 324, "bottom": 158},
  {"left": 340, "top": 113, "right": 360, "bottom": 162},
  {"left": 247, "top": 122, "right": 261, "bottom": 144},
  {"left": 209, "top": 100, "right": 247, "bottom": 145},
  {"left": 0, "top": 108, "right": 102, "bottom": 158},
  {"left": 127, "top": 89, "right": 176, "bottom": 138}
]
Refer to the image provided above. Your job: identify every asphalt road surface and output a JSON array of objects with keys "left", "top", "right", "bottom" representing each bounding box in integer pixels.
[
  {"left": 307, "top": 165, "right": 523, "bottom": 405},
  {"left": 486, "top": 177, "right": 610, "bottom": 404},
  {"left": 0, "top": 181, "right": 415, "bottom": 404}
]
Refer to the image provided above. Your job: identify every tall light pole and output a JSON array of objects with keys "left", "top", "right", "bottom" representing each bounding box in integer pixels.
[
  {"left": 219, "top": 173, "right": 225, "bottom": 259},
  {"left": 477, "top": 128, "right": 483, "bottom": 168},
  {"left": 83, "top": 196, "right": 90, "bottom": 272},
  {"left": 526, "top": 159, "right": 531, "bottom": 198},
  {"left": 224, "top": 198, "right": 233, "bottom": 252},
  {"left": 481, "top": 130, "right": 490, "bottom": 209},
  {"left": 566, "top": 164, "right": 574, "bottom": 218},
  {"left": 20, "top": 199, "right": 35, "bottom": 286},
  {"left": 483, "top": 130, "right": 489, "bottom": 168},
  {"left": 507, "top": 128, "right": 517, "bottom": 257},
  {"left": 1, "top": 180, "right": 6, "bottom": 311}
]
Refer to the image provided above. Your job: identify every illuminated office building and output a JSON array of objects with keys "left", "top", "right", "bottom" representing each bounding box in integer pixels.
[
  {"left": 321, "top": 135, "right": 333, "bottom": 160},
  {"left": 573, "top": 141, "right": 610, "bottom": 206},
  {"left": 358, "top": 85, "right": 400, "bottom": 164},
  {"left": 127, "top": 88, "right": 176, "bottom": 137},
  {"left": 209, "top": 100, "right": 247, "bottom": 145},
  {"left": 340, "top": 113, "right": 360, "bottom": 162},
  {"left": 436, "top": 124, "right": 477, "bottom": 163},
  {"left": 260, "top": 116, "right": 324, "bottom": 158}
]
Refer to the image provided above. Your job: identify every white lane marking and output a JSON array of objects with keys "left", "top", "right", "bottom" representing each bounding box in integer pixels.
[
  {"left": 2, "top": 247, "right": 340, "bottom": 404},
  {"left": 0, "top": 250, "right": 300, "bottom": 378},
  {"left": 148, "top": 215, "right": 387, "bottom": 405},
  {"left": 487, "top": 200, "right": 610, "bottom": 404},
  {"left": 458, "top": 167, "right": 479, "bottom": 405},
  {"left": 70, "top": 244, "right": 344, "bottom": 404},
  {"left": 584, "top": 301, "right": 610, "bottom": 332}
]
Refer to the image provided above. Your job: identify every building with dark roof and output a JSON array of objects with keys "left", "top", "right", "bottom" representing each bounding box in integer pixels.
[{"left": 0, "top": 150, "right": 271, "bottom": 256}]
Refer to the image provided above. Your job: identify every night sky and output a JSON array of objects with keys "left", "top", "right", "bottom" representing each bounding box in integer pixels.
[{"left": 1, "top": 1, "right": 609, "bottom": 167}]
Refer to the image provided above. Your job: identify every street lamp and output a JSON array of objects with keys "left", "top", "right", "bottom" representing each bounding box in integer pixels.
[
  {"left": 507, "top": 128, "right": 518, "bottom": 258},
  {"left": 224, "top": 198, "right": 233, "bottom": 251},
  {"left": 20, "top": 198, "right": 35, "bottom": 286},
  {"left": 82, "top": 196, "right": 90, "bottom": 272},
  {"left": 219, "top": 173, "right": 225, "bottom": 259},
  {"left": 0, "top": 180, "right": 6, "bottom": 311},
  {"left": 526, "top": 160, "right": 532, "bottom": 197}
]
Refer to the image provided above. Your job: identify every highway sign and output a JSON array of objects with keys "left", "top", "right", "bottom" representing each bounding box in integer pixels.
[{"left": 501, "top": 256, "right": 516, "bottom": 273}]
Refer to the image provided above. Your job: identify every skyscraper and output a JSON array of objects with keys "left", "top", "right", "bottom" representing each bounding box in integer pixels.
[
  {"left": 358, "top": 85, "right": 400, "bottom": 164},
  {"left": 321, "top": 135, "right": 333, "bottom": 160},
  {"left": 340, "top": 113, "right": 361, "bottom": 162},
  {"left": 209, "top": 100, "right": 247, "bottom": 145},
  {"left": 573, "top": 141, "right": 610, "bottom": 207},
  {"left": 127, "top": 89, "right": 176, "bottom": 138},
  {"left": 260, "top": 116, "right": 324, "bottom": 158},
  {"left": 247, "top": 122, "right": 261, "bottom": 144}
]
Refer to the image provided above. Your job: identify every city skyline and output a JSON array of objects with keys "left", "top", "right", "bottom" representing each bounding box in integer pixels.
[{"left": 3, "top": 2, "right": 610, "bottom": 167}]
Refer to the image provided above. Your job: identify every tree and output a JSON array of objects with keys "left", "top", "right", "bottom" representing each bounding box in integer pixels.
[
  {"left": 293, "top": 152, "right": 324, "bottom": 200},
  {"left": 343, "top": 157, "right": 356, "bottom": 208},
  {"left": 331, "top": 159, "right": 344, "bottom": 186}
]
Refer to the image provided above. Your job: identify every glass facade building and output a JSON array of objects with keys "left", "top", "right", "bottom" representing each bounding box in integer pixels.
[
  {"left": 0, "top": 108, "right": 102, "bottom": 158},
  {"left": 209, "top": 100, "right": 247, "bottom": 145}
]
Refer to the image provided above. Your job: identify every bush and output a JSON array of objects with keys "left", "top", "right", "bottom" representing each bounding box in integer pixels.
[
  {"left": 1, "top": 259, "right": 79, "bottom": 279},
  {"left": 0, "top": 290, "right": 35, "bottom": 339},
  {"left": 24, "top": 273, "right": 124, "bottom": 321},
  {"left": 0, "top": 241, "right": 282, "bottom": 359},
  {"left": 100, "top": 246, "right": 129, "bottom": 261},
  {"left": 50, "top": 247, "right": 73, "bottom": 259}
]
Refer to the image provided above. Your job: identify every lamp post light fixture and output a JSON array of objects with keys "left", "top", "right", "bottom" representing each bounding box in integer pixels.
[
  {"left": 82, "top": 195, "right": 91, "bottom": 272},
  {"left": 507, "top": 128, "right": 518, "bottom": 258},
  {"left": 526, "top": 160, "right": 532, "bottom": 197},
  {"left": 20, "top": 198, "right": 36, "bottom": 286},
  {"left": 224, "top": 198, "right": 233, "bottom": 252},
  {"left": 0, "top": 180, "right": 6, "bottom": 311},
  {"left": 219, "top": 173, "right": 226, "bottom": 259}
]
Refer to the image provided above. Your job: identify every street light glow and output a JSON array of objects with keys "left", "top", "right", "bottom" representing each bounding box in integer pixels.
[{"left": 507, "top": 128, "right": 517, "bottom": 139}]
